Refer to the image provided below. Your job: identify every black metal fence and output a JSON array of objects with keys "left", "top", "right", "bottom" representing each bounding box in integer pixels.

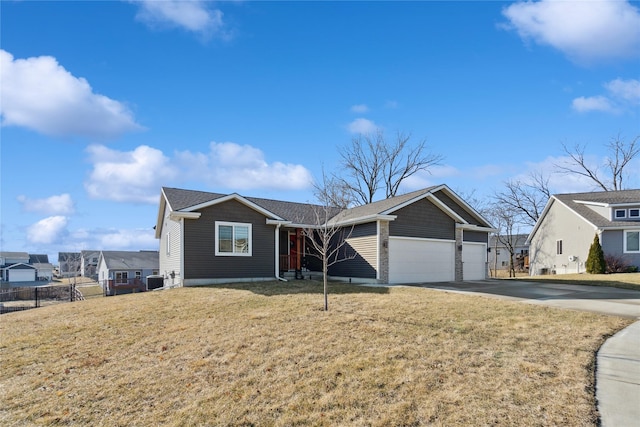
[{"left": 0, "top": 284, "right": 84, "bottom": 314}]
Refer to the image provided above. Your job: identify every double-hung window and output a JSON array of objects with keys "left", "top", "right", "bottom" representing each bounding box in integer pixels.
[
  {"left": 115, "top": 271, "right": 128, "bottom": 284},
  {"left": 556, "top": 240, "right": 563, "bottom": 255},
  {"left": 624, "top": 231, "right": 640, "bottom": 253},
  {"left": 215, "top": 221, "right": 252, "bottom": 256}
]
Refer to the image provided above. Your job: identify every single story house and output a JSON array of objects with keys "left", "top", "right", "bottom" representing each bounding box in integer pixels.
[
  {"left": 97, "top": 250, "right": 160, "bottom": 296},
  {"left": 1, "top": 253, "right": 56, "bottom": 282},
  {"left": 154, "top": 184, "right": 495, "bottom": 287},
  {"left": 527, "top": 189, "right": 640, "bottom": 275}
]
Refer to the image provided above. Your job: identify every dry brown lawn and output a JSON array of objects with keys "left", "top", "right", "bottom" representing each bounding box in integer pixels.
[{"left": 0, "top": 281, "right": 631, "bottom": 426}]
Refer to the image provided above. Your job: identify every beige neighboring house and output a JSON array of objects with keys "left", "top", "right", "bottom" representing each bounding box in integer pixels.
[{"left": 527, "top": 189, "right": 640, "bottom": 275}]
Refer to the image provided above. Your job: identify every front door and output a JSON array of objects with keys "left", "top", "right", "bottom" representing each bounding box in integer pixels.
[{"left": 289, "top": 232, "right": 299, "bottom": 270}]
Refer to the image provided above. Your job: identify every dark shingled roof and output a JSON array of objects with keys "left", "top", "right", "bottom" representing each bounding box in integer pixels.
[
  {"left": 554, "top": 189, "right": 640, "bottom": 228},
  {"left": 161, "top": 185, "right": 492, "bottom": 228},
  {"left": 162, "top": 187, "right": 338, "bottom": 225}
]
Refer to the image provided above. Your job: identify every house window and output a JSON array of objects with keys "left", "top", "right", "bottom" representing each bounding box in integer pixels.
[
  {"left": 135, "top": 271, "right": 141, "bottom": 280},
  {"left": 496, "top": 249, "right": 501, "bottom": 255},
  {"left": 215, "top": 221, "right": 252, "bottom": 256},
  {"left": 629, "top": 209, "right": 639, "bottom": 218},
  {"left": 615, "top": 209, "right": 626, "bottom": 219},
  {"left": 115, "top": 271, "right": 128, "bottom": 284},
  {"left": 556, "top": 240, "right": 563, "bottom": 255},
  {"left": 624, "top": 231, "right": 640, "bottom": 253}
]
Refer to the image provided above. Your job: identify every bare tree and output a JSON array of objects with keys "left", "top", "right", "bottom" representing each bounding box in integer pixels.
[
  {"left": 488, "top": 205, "right": 522, "bottom": 278},
  {"left": 338, "top": 130, "right": 443, "bottom": 205},
  {"left": 301, "top": 172, "right": 355, "bottom": 311},
  {"left": 556, "top": 135, "right": 639, "bottom": 191},
  {"left": 494, "top": 170, "right": 551, "bottom": 228}
]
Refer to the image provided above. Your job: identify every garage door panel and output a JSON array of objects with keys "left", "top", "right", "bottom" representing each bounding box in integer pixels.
[
  {"left": 389, "top": 238, "right": 454, "bottom": 283},
  {"left": 463, "top": 243, "right": 486, "bottom": 281}
]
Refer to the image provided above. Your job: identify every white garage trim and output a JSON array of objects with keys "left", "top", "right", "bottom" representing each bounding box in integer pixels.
[
  {"left": 462, "top": 242, "right": 487, "bottom": 281},
  {"left": 388, "top": 237, "right": 455, "bottom": 284},
  {"left": 6, "top": 268, "right": 36, "bottom": 282}
]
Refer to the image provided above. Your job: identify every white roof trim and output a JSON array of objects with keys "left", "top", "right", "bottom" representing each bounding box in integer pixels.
[
  {"left": 457, "top": 224, "right": 497, "bottom": 233},
  {"left": 170, "top": 212, "right": 201, "bottom": 221},
  {"left": 427, "top": 194, "right": 468, "bottom": 223},
  {"left": 527, "top": 196, "right": 599, "bottom": 244},
  {"left": 330, "top": 214, "right": 397, "bottom": 228}
]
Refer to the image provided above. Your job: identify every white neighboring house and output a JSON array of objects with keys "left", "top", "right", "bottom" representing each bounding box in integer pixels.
[
  {"left": 97, "top": 250, "right": 160, "bottom": 296},
  {"left": 29, "top": 254, "right": 54, "bottom": 281},
  {"left": 488, "top": 234, "right": 529, "bottom": 272},
  {"left": 527, "top": 189, "right": 640, "bottom": 275}
]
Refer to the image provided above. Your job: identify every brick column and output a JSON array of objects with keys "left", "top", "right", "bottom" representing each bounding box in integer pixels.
[{"left": 455, "top": 227, "right": 463, "bottom": 281}]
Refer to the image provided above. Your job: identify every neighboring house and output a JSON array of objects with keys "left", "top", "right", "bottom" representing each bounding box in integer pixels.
[
  {"left": 488, "top": 234, "right": 529, "bottom": 272},
  {"left": 97, "top": 251, "right": 160, "bottom": 296},
  {"left": 0, "top": 252, "right": 36, "bottom": 283},
  {"left": 154, "top": 185, "right": 495, "bottom": 287},
  {"left": 58, "top": 252, "right": 81, "bottom": 278},
  {"left": 29, "top": 254, "right": 54, "bottom": 281},
  {"left": 80, "top": 250, "right": 100, "bottom": 279},
  {"left": 527, "top": 189, "right": 640, "bottom": 275}
]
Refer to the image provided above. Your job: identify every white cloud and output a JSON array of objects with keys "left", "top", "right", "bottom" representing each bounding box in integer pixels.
[
  {"left": 27, "top": 216, "right": 68, "bottom": 244},
  {"left": 571, "top": 96, "right": 615, "bottom": 113},
  {"left": 502, "top": 0, "right": 640, "bottom": 64},
  {"left": 347, "top": 118, "right": 378, "bottom": 134},
  {"left": 85, "top": 145, "right": 178, "bottom": 203},
  {"left": 604, "top": 78, "right": 640, "bottom": 103},
  {"left": 132, "top": 0, "right": 227, "bottom": 37},
  {"left": 175, "top": 141, "right": 313, "bottom": 191},
  {"left": 17, "top": 193, "right": 75, "bottom": 215},
  {"left": 350, "top": 104, "right": 369, "bottom": 113},
  {"left": 94, "top": 228, "right": 157, "bottom": 250},
  {"left": 0, "top": 50, "right": 142, "bottom": 138},
  {"left": 572, "top": 78, "right": 640, "bottom": 113}
]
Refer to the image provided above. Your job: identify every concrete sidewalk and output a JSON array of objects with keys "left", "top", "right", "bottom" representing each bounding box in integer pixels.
[{"left": 597, "top": 321, "right": 640, "bottom": 427}]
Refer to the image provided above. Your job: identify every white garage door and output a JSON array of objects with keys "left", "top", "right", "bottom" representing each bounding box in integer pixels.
[
  {"left": 389, "top": 237, "right": 455, "bottom": 283},
  {"left": 8, "top": 269, "right": 35, "bottom": 282},
  {"left": 463, "top": 243, "right": 487, "bottom": 281}
]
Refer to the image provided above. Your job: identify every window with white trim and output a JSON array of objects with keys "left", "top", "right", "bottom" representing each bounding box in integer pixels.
[
  {"left": 624, "top": 231, "right": 640, "bottom": 253},
  {"left": 215, "top": 221, "right": 252, "bottom": 256},
  {"left": 556, "top": 240, "right": 563, "bottom": 255},
  {"left": 629, "top": 209, "right": 639, "bottom": 218},
  {"left": 615, "top": 209, "right": 626, "bottom": 219},
  {"left": 166, "top": 232, "right": 171, "bottom": 256},
  {"left": 115, "top": 271, "right": 128, "bottom": 284}
]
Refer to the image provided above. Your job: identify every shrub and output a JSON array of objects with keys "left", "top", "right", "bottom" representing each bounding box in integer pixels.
[
  {"left": 604, "top": 253, "right": 634, "bottom": 273},
  {"left": 585, "top": 234, "right": 606, "bottom": 274}
]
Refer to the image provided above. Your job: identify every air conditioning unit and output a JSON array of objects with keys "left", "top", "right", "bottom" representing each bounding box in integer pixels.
[{"left": 568, "top": 255, "right": 577, "bottom": 262}]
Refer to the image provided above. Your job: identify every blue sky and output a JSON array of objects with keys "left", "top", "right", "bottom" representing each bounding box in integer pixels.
[{"left": 1, "top": 0, "right": 639, "bottom": 261}]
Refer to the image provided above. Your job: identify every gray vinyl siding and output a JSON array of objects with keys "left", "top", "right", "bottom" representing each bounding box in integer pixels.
[
  {"left": 433, "top": 190, "right": 481, "bottom": 225},
  {"left": 463, "top": 230, "right": 488, "bottom": 243},
  {"left": 183, "top": 199, "right": 275, "bottom": 279},
  {"left": 328, "top": 222, "right": 378, "bottom": 279},
  {"left": 602, "top": 230, "right": 640, "bottom": 268},
  {"left": 390, "top": 198, "right": 455, "bottom": 240}
]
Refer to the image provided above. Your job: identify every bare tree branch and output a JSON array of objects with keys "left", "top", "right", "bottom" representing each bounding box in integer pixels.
[
  {"left": 494, "top": 171, "right": 551, "bottom": 228},
  {"left": 300, "top": 172, "right": 355, "bottom": 311},
  {"left": 338, "top": 130, "right": 442, "bottom": 205},
  {"left": 556, "top": 135, "right": 639, "bottom": 191}
]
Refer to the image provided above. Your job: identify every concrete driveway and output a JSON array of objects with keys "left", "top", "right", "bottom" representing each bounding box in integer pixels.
[{"left": 412, "top": 279, "right": 640, "bottom": 318}]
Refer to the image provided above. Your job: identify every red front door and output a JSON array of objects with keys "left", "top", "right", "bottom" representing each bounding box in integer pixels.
[{"left": 289, "top": 232, "right": 299, "bottom": 270}]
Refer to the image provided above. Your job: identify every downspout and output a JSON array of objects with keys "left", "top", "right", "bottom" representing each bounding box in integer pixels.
[
  {"left": 275, "top": 223, "right": 287, "bottom": 281},
  {"left": 180, "top": 217, "right": 185, "bottom": 287}
]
